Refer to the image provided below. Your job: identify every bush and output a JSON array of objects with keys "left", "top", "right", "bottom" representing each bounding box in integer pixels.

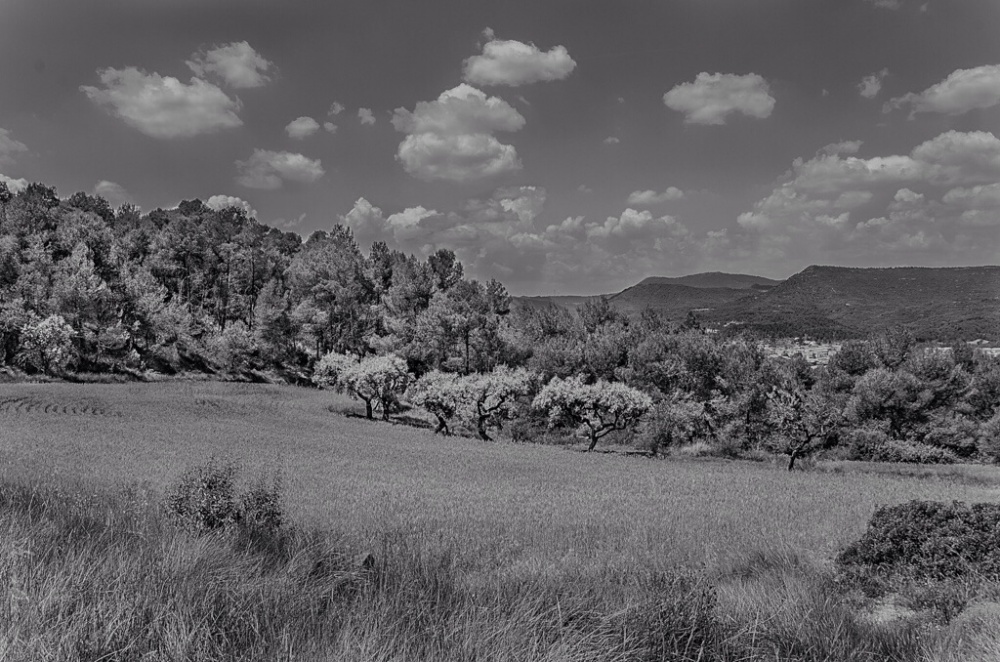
[
  {"left": 838, "top": 500, "right": 1000, "bottom": 581},
  {"left": 165, "top": 459, "right": 283, "bottom": 536},
  {"left": 870, "top": 439, "right": 959, "bottom": 465}
]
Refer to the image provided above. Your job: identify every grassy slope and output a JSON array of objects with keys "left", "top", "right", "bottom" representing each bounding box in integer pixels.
[{"left": 3, "top": 381, "right": 999, "bottom": 572}]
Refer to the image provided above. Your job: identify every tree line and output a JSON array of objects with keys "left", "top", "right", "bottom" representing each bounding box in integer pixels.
[{"left": 2, "top": 179, "right": 998, "bottom": 464}]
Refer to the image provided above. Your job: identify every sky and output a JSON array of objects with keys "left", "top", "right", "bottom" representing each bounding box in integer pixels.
[{"left": 1, "top": 0, "right": 999, "bottom": 295}]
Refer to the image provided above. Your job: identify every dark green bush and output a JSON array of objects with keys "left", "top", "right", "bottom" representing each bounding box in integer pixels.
[
  {"left": 166, "top": 459, "right": 283, "bottom": 536},
  {"left": 838, "top": 500, "right": 1000, "bottom": 580}
]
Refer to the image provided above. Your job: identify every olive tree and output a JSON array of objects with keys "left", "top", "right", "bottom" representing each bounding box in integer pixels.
[
  {"left": 533, "top": 375, "right": 653, "bottom": 451},
  {"left": 405, "top": 370, "right": 464, "bottom": 435},
  {"left": 766, "top": 386, "right": 842, "bottom": 470},
  {"left": 462, "top": 366, "right": 535, "bottom": 441},
  {"left": 313, "top": 352, "right": 411, "bottom": 420}
]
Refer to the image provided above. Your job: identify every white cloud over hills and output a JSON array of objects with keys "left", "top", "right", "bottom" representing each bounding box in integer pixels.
[{"left": 392, "top": 84, "right": 525, "bottom": 182}]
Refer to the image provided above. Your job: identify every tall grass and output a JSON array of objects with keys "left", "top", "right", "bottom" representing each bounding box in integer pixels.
[{"left": 2, "top": 476, "right": 978, "bottom": 662}]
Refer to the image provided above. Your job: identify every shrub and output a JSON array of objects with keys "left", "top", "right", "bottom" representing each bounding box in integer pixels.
[
  {"left": 165, "top": 459, "right": 283, "bottom": 536},
  {"left": 16, "top": 314, "right": 75, "bottom": 374},
  {"left": 838, "top": 500, "right": 1000, "bottom": 581},
  {"left": 871, "top": 439, "right": 959, "bottom": 465}
]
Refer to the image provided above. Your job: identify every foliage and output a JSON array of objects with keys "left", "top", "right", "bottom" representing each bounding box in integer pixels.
[
  {"left": 314, "top": 352, "right": 411, "bottom": 420},
  {"left": 405, "top": 370, "right": 464, "bottom": 434},
  {"left": 165, "top": 459, "right": 283, "bottom": 535},
  {"left": 838, "top": 500, "right": 1000, "bottom": 580},
  {"left": 460, "top": 365, "right": 535, "bottom": 440},
  {"left": 533, "top": 374, "right": 652, "bottom": 451},
  {"left": 15, "top": 314, "right": 75, "bottom": 374}
]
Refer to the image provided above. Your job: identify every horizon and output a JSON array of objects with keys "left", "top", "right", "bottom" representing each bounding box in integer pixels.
[{"left": 2, "top": 0, "right": 1000, "bottom": 295}]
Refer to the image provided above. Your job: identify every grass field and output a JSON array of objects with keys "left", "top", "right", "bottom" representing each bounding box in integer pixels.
[{"left": 3, "top": 381, "right": 1000, "bottom": 660}]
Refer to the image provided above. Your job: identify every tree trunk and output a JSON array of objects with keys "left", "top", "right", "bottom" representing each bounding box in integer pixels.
[
  {"left": 434, "top": 416, "right": 450, "bottom": 435},
  {"left": 587, "top": 429, "right": 598, "bottom": 452},
  {"left": 364, "top": 399, "right": 373, "bottom": 420},
  {"left": 477, "top": 416, "right": 490, "bottom": 441},
  {"left": 787, "top": 451, "right": 797, "bottom": 471}
]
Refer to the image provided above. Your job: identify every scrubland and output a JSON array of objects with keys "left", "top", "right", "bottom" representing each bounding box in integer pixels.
[{"left": 2, "top": 381, "right": 999, "bottom": 661}]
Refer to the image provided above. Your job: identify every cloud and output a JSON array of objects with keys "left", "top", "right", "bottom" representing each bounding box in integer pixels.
[
  {"left": 285, "top": 116, "right": 320, "bottom": 139},
  {"left": 886, "top": 64, "right": 1000, "bottom": 116},
  {"left": 186, "top": 41, "right": 274, "bottom": 89},
  {"left": 0, "top": 128, "right": 28, "bottom": 166},
  {"left": 235, "top": 150, "right": 324, "bottom": 189},
  {"left": 392, "top": 84, "right": 525, "bottom": 182},
  {"left": 733, "top": 130, "right": 1000, "bottom": 268},
  {"left": 81, "top": 67, "right": 242, "bottom": 138},
  {"left": 0, "top": 174, "right": 28, "bottom": 194},
  {"left": 93, "top": 180, "right": 132, "bottom": 207},
  {"left": 866, "top": 0, "right": 902, "bottom": 8},
  {"left": 626, "top": 187, "right": 685, "bottom": 206},
  {"left": 578, "top": 184, "right": 593, "bottom": 194},
  {"left": 358, "top": 108, "right": 376, "bottom": 125},
  {"left": 858, "top": 68, "right": 889, "bottom": 99},
  {"left": 206, "top": 194, "right": 257, "bottom": 218},
  {"left": 328, "top": 101, "right": 345, "bottom": 116},
  {"left": 664, "top": 72, "right": 775, "bottom": 125},
  {"left": 603, "top": 136, "right": 620, "bottom": 145},
  {"left": 463, "top": 37, "right": 576, "bottom": 86},
  {"left": 323, "top": 122, "right": 338, "bottom": 134}
]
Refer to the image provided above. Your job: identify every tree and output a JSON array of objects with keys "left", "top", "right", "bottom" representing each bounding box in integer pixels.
[
  {"left": 462, "top": 366, "right": 534, "bottom": 440},
  {"left": 313, "top": 352, "right": 411, "bottom": 420},
  {"left": 766, "top": 386, "right": 842, "bottom": 470},
  {"left": 533, "top": 375, "right": 653, "bottom": 451},
  {"left": 406, "top": 370, "right": 464, "bottom": 435},
  {"left": 16, "top": 314, "right": 75, "bottom": 374}
]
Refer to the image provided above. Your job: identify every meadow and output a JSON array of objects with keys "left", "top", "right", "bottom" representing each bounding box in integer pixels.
[{"left": 3, "top": 380, "right": 1000, "bottom": 660}]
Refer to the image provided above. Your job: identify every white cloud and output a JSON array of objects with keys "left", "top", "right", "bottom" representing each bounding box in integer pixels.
[
  {"left": 463, "top": 37, "right": 576, "bottom": 87},
  {"left": 358, "top": 108, "right": 376, "bottom": 125},
  {"left": 186, "top": 41, "right": 274, "bottom": 89},
  {"left": 93, "top": 180, "right": 132, "bottom": 207},
  {"left": 285, "top": 116, "right": 320, "bottom": 139},
  {"left": 886, "top": 64, "right": 1000, "bottom": 116},
  {"left": 626, "top": 187, "right": 685, "bottom": 206},
  {"left": 328, "top": 101, "right": 345, "bottom": 116},
  {"left": 663, "top": 72, "right": 775, "bottom": 125},
  {"left": 323, "top": 122, "right": 338, "bottom": 134},
  {"left": 392, "top": 84, "right": 525, "bottom": 182},
  {"left": 603, "top": 136, "right": 620, "bottom": 145},
  {"left": 734, "top": 130, "right": 1000, "bottom": 267},
  {"left": 235, "top": 150, "right": 324, "bottom": 190},
  {"left": 81, "top": 67, "right": 242, "bottom": 139},
  {"left": 578, "top": 184, "right": 593, "bottom": 194},
  {"left": 866, "top": 0, "right": 902, "bottom": 9},
  {"left": 0, "top": 174, "right": 28, "bottom": 194},
  {"left": 206, "top": 194, "right": 256, "bottom": 218},
  {"left": 858, "top": 68, "right": 889, "bottom": 99},
  {"left": 0, "top": 128, "right": 28, "bottom": 166}
]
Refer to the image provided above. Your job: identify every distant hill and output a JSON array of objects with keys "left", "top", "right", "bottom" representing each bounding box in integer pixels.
[
  {"left": 607, "top": 283, "right": 750, "bottom": 316},
  {"left": 513, "top": 295, "right": 598, "bottom": 312},
  {"left": 638, "top": 272, "right": 781, "bottom": 290},
  {"left": 705, "top": 265, "right": 1000, "bottom": 341}
]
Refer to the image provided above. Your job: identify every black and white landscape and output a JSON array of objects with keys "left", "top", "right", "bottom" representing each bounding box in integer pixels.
[{"left": 2, "top": 1, "right": 1000, "bottom": 660}]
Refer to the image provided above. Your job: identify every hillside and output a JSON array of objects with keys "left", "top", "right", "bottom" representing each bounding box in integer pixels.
[
  {"left": 638, "top": 272, "right": 781, "bottom": 290},
  {"left": 607, "top": 283, "right": 751, "bottom": 317},
  {"left": 706, "top": 265, "right": 1000, "bottom": 340}
]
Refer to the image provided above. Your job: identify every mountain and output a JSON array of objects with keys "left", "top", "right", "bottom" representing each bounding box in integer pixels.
[
  {"left": 705, "top": 265, "right": 1000, "bottom": 340},
  {"left": 512, "top": 295, "right": 597, "bottom": 312},
  {"left": 607, "top": 283, "right": 750, "bottom": 316},
  {"left": 637, "top": 272, "right": 781, "bottom": 290}
]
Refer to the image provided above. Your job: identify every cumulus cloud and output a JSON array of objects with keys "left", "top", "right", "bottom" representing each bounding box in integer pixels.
[
  {"left": 81, "top": 67, "right": 242, "bottom": 138},
  {"left": 603, "top": 136, "right": 620, "bottom": 145},
  {"left": 358, "top": 108, "right": 376, "bottom": 125},
  {"left": 206, "top": 194, "right": 257, "bottom": 218},
  {"left": 885, "top": 64, "right": 1000, "bottom": 116},
  {"left": 328, "top": 101, "right": 345, "bottom": 116},
  {"left": 0, "top": 174, "right": 29, "bottom": 194},
  {"left": 626, "top": 187, "right": 685, "bottom": 206},
  {"left": 285, "top": 116, "right": 320, "bottom": 139},
  {"left": 323, "top": 122, "right": 338, "bottom": 134},
  {"left": 866, "top": 0, "right": 902, "bottom": 9},
  {"left": 392, "top": 84, "right": 525, "bottom": 182},
  {"left": 463, "top": 36, "right": 576, "bottom": 86},
  {"left": 858, "top": 68, "right": 889, "bottom": 99},
  {"left": 235, "top": 150, "right": 324, "bottom": 189},
  {"left": 663, "top": 72, "right": 775, "bottom": 125},
  {"left": 93, "top": 180, "right": 132, "bottom": 207},
  {"left": 186, "top": 41, "right": 274, "bottom": 88},
  {"left": 734, "top": 130, "right": 1000, "bottom": 268},
  {"left": 0, "top": 128, "right": 28, "bottom": 166}
]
